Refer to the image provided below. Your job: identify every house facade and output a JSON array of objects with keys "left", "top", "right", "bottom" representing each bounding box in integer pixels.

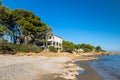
[{"left": 47, "top": 35, "right": 62, "bottom": 50}]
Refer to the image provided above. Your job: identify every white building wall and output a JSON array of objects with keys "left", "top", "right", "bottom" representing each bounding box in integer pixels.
[{"left": 47, "top": 35, "right": 62, "bottom": 50}]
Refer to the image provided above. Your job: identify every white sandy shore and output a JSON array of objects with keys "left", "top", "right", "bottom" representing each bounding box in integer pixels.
[{"left": 0, "top": 56, "right": 80, "bottom": 80}]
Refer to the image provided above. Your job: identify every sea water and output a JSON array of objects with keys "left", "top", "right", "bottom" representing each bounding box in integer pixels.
[{"left": 89, "top": 54, "right": 120, "bottom": 80}]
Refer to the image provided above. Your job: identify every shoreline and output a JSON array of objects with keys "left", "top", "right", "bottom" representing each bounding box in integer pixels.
[
  {"left": 75, "top": 60, "right": 103, "bottom": 80},
  {"left": 36, "top": 56, "right": 104, "bottom": 80},
  {"left": 35, "top": 53, "right": 104, "bottom": 80}
]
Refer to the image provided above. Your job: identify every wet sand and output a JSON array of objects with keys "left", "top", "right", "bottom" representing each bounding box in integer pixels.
[
  {"left": 76, "top": 61, "right": 103, "bottom": 80},
  {"left": 36, "top": 74, "right": 66, "bottom": 80}
]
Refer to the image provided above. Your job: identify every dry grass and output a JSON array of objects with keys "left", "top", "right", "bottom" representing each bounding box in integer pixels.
[
  {"left": 13, "top": 52, "right": 79, "bottom": 59},
  {"left": 0, "top": 52, "right": 101, "bottom": 62},
  {"left": 14, "top": 52, "right": 99, "bottom": 60}
]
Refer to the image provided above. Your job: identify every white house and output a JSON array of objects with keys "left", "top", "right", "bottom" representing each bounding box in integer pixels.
[{"left": 47, "top": 35, "right": 62, "bottom": 50}]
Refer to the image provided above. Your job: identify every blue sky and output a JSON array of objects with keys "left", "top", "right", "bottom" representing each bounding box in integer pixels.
[{"left": 2, "top": 0, "right": 120, "bottom": 52}]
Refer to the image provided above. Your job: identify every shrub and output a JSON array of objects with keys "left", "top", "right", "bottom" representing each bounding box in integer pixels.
[
  {"left": 0, "top": 41, "right": 16, "bottom": 54},
  {"left": 14, "top": 44, "right": 42, "bottom": 53},
  {"left": 49, "top": 46, "right": 57, "bottom": 52},
  {"left": 0, "top": 40, "right": 42, "bottom": 53},
  {"left": 28, "top": 45, "right": 42, "bottom": 53},
  {"left": 17, "top": 44, "right": 30, "bottom": 53},
  {"left": 62, "top": 41, "right": 75, "bottom": 53},
  {"left": 0, "top": 44, "right": 15, "bottom": 51},
  {"left": 84, "top": 48, "right": 90, "bottom": 52}
]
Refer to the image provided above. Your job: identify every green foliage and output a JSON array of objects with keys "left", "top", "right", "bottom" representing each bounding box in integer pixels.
[
  {"left": 0, "top": 40, "right": 16, "bottom": 54},
  {"left": 49, "top": 46, "right": 57, "bottom": 52},
  {"left": 0, "top": 6, "right": 52, "bottom": 44},
  {"left": 75, "top": 43, "right": 95, "bottom": 52},
  {"left": 13, "top": 44, "right": 42, "bottom": 53},
  {"left": 28, "top": 45, "right": 42, "bottom": 53},
  {"left": 62, "top": 41, "right": 75, "bottom": 53},
  {"left": 95, "top": 46, "right": 102, "bottom": 52},
  {"left": 0, "top": 40, "right": 42, "bottom": 53},
  {"left": 0, "top": 6, "right": 51, "bottom": 53},
  {"left": 0, "top": 26, "right": 5, "bottom": 38},
  {"left": 75, "top": 44, "right": 104, "bottom": 52},
  {"left": 62, "top": 41, "right": 104, "bottom": 53}
]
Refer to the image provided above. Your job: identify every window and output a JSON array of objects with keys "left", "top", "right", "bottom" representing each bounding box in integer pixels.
[{"left": 49, "top": 36, "right": 51, "bottom": 39}]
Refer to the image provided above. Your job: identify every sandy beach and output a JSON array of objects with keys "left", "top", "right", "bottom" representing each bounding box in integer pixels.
[
  {"left": 0, "top": 56, "right": 72, "bottom": 80},
  {"left": 0, "top": 53, "right": 104, "bottom": 80}
]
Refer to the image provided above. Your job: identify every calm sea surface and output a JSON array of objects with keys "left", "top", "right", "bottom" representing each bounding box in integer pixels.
[{"left": 89, "top": 54, "right": 120, "bottom": 80}]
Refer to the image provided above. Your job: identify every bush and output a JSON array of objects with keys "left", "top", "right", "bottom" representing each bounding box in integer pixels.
[
  {"left": 28, "top": 45, "right": 42, "bottom": 53},
  {"left": 49, "top": 46, "right": 57, "bottom": 52},
  {"left": 84, "top": 48, "right": 90, "bottom": 52},
  {"left": 0, "top": 42, "right": 16, "bottom": 54},
  {"left": 95, "top": 46, "right": 102, "bottom": 52},
  {"left": 0, "top": 40, "right": 42, "bottom": 53},
  {"left": 16, "top": 44, "right": 30, "bottom": 53},
  {"left": 62, "top": 41, "right": 75, "bottom": 53},
  {"left": 14, "top": 44, "right": 42, "bottom": 53},
  {"left": 0, "top": 44, "right": 14, "bottom": 51}
]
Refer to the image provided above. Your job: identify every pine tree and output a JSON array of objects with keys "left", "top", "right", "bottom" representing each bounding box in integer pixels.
[{"left": 0, "top": 0, "right": 2, "bottom": 6}]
